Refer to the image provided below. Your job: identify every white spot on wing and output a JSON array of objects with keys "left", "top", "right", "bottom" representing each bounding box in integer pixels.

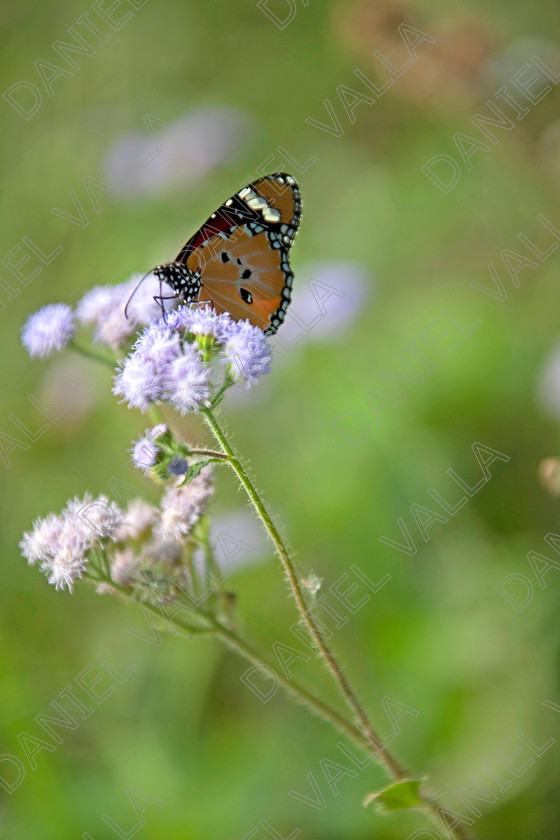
[{"left": 263, "top": 206, "right": 281, "bottom": 223}]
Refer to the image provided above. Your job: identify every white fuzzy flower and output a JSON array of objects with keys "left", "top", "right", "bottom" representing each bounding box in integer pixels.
[
  {"left": 162, "top": 344, "right": 212, "bottom": 414},
  {"left": 135, "top": 325, "right": 182, "bottom": 369},
  {"left": 76, "top": 285, "right": 121, "bottom": 325},
  {"left": 43, "top": 550, "right": 87, "bottom": 592},
  {"left": 177, "top": 304, "right": 231, "bottom": 339},
  {"left": 65, "top": 493, "right": 122, "bottom": 541},
  {"left": 114, "top": 499, "right": 155, "bottom": 542},
  {"left": 221, "top": 320, "right": 272, "bottom": 387},
  {"left": 36, "top": 517, "right": 91, "bottom": 592},
  {"left": 77, "top": 276, "right": 176, "bottom": 350},
  {"left": 156, "top": 468, "right": 214, "bottom": 541},
  {"left": 20, "top": 494, "right": 123, "bottom": 592},
  {"left": 21, "top": 304, "right": 75, "bottom": 358},
  {"left": 20, "top": 513, "right": 64, "bottom": 565},
  {"left": 111, "top": 547, "right": 141, "bottom": 587},
  {"left": 113, "top": 353, "right": 163, "bottom": 412},
  {"left": 93, "top": 308, "right": 137, "bottom": 351},
  {"left": 131, "top": 435, "right": 159, "bottom": 473},
  {"left": 150, "top": 423, "right": 168, "bottom": 439}
]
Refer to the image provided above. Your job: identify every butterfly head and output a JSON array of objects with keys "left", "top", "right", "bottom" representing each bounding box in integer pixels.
[{"left": 152, "top": 262, "right": 202, "bottom": 304}]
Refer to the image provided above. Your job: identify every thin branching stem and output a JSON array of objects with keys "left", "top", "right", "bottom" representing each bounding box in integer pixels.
[
  {"left": 200, "top": 405, "right": 475, "bottom": 840},
  {"left": 97, "top": 576, "right": 376, "bottom": 753},
  {"left": 189, "top": 448, "right": 229, "bottom": 460},
  {"left": 201, "top": 406, "right": 404, "bottom": 773}
]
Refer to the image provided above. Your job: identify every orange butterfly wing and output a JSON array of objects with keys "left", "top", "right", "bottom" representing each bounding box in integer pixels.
[
  {"left": 184, "top": 228, "right": 292, "bottom": 333},
  {"left": 177, "top": 173, "right": 301, "bottom": 334}
]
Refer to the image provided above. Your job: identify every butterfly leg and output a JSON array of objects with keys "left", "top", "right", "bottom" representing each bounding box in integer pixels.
[{"left": 153, "top": 293, "right": 178, "bottom": 324}]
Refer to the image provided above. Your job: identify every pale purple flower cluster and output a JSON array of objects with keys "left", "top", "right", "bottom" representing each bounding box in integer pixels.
[
  {"left": 20, "top": 493, "right": 122, "bottom": 591},
  {"left": 21, "top": 474, "right": 215, "bottom": 594},
  {"left": 132, "top": 435, "right": 158, "bottom": 472},
  {"left": 169, "top": 305, "right": 232, "bottom": 340},
  {"left": 156, "top": 467, "right": 214, "bottom": 541},
  {"left": 100, "top": 477, "right": 214, "bottom": 590},
  {"left": 21, "top": 274, "right": 178, "bottom": 362},
  {"left": 113, "top": 306, "right": 272, "bottom": 414},
  {"left": 110, "top": 547, "right": 140, "bottom": 587},
  {"left": 21, "top": 304, "right": 75, "bottom": 358},
  {"left": 131, "top": 424, "right": 167, "bottom": 473},
  {"left": 114, "top": 498, "right": 156, "bottom": 543},
  {"left": 76, "top": 274, "right": 175, "bottom": 350},
  {"left": 113, "top": 322, "right": 211, "bottom": 413},
  {"left": 223, "top": 321, "right": 272, "bottom": 385},
  {"left": 164, "top": 344, "right": 212, "bottom": 413}
]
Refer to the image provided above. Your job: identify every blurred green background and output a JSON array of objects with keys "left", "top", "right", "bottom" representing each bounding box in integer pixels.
[{"left": 2, "top": 0, "right": 560, "bottom": 837}]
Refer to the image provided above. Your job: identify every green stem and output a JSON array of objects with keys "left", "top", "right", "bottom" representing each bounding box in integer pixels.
[
  {"left": 148, "top": 405, "right": 165, "bottom": 426},
  {"left": 198, "top": 514, "right": 229, "bottom": 614},
  {"left": 99, "top": 575, "right": 375, "bottom": 754},
  {"left": 70, "top": 340, "right": 116, "bottom": 369},
  {"left": 206, "top": 613, "right": 378, "bottom": 753},
  {"left": 189, "top": 448, "right": 229, "bottom": 461},
  {"left": 111, "top": 578, "right": 471, "bottom": 836},
  {"left": 201, "top": 407, "right": 405, "bottom": 774},
  {"left": 211, "top": 373, "right": 235, "bottom": 407},
  {"left": 94, "top": 577, "right": 214, "bottom": 637},
  {"left": 201, "top": 406, "right": 474, "bottom": 840}
]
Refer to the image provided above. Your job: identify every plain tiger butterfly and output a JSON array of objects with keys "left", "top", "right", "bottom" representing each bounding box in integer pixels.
[{"left": 130, "top": 173, "right": 302, "bottom": 335}]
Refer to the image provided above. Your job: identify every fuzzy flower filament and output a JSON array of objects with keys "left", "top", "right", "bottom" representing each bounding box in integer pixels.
[
  {"left": 76, "top": 275, "right": 176, "bottom": 350},
  {"left": 22, "top": 304, "right": 76, "bottom": 358},
  {"left": 162, "top": 344, "right": 212, "bottom": 414},
  {"left": 220, "top": 320, "right": 272, "bottom": 387},
  {"left": 112, "top": 307, "right": 272, "bottom": 416},
  {"left": 130, "top": 424, "right": 195, "bottom": 481},
  {"left": 156, "top": 468, "right": 214, "bottom": 542},
  {"left": 132, "top": 434, "right": 159, "bottom": 473},
  {"left": 113, "top": 352, "right": 164, "bottom": 412},
  {"left": 20, "top": 494, "right": 122, "bottom": 591}
]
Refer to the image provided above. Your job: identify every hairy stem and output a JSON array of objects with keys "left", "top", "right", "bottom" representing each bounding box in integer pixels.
[
  {"left": 207, "top": 614, "right": 380, "bottom": 753},
  {"left": 189, "top": 448, "right": 229, "bottom": 461},
  {"left": 201, "top": 407, "right": 403, "bottom": 769},
  {"left": 87, "top": 574, "right": 213, "bottom": 636},
  {"left": 200, "top": 406, "right": 475, "bottom": 840},
  {"left": 100, "top": 576, "right": 374, "bottom": 751}
]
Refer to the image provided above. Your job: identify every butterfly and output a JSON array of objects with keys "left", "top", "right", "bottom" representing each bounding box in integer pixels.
[{"left": 138, "top": 173, "right": 301, "bottom": 335}]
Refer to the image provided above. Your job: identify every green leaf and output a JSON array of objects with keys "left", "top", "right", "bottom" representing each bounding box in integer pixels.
[
  {"left": 363, "top": 779, "right": 426, "bottom": 814},
  {"left": 178, "top": 458, "right": 215, "bottom": 486}
]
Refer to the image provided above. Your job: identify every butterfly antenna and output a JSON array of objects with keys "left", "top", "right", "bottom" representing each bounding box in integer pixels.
[{"left": 124, "top": 270, "right": 152, "bottom": 319}]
